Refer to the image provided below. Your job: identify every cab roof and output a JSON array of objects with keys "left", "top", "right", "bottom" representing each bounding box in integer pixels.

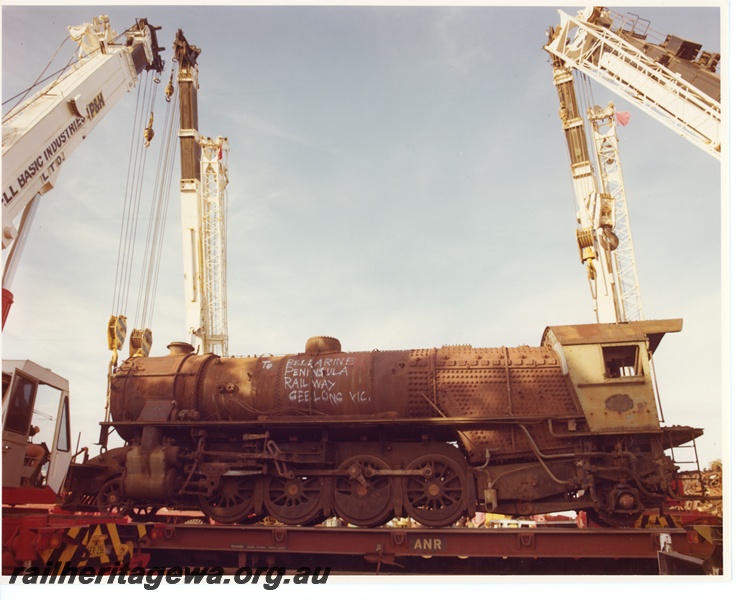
[{"left": 541, "top": 319, "right": 683, "bottom": 355}]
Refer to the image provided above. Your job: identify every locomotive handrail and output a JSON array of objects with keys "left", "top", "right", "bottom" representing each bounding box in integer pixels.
[
  {"left": 99, "top": 414, "right": 585, "bottom": 429},
  {"left": 547, "top": 418, "right": 587, "bottom": 439}
]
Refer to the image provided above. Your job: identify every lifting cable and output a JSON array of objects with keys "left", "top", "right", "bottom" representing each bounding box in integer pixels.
[
  {"left": 110, "top": 63, "right": 179, "bottom": 359},
  {"left": 135, "top": 70, "right": 180, "bottom": 332},
  {"left": 577, "top": 71, "right": 599, "bottom": 176},
  {"left": 111, "top": 73, "right": 157, "bottom": 318}
]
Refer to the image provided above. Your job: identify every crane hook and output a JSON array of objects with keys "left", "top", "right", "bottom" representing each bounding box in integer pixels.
[
  {"left": 599, "top": 227, "right": 619, "bottom": 251},
  {"left": 165, "top": 74, "right": 174, "bottom": 103},
  {"left": 144, "top": 112, "right": 155, "bottom": 147}
]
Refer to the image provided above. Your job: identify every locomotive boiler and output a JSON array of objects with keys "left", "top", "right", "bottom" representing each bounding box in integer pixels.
[{"left": 64, "top": 319, "right": 701, "bottom": 527}]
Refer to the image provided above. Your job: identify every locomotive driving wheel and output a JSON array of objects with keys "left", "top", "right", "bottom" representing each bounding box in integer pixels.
[
  {"left": 264, "top": 474, "right": 323, "bottom": 525},
  {"left": 96, "top": 476, "right": 131, "bottom": 516},
  {"left": 403, "top": 455, "right": 467, "bottom": 527},
  {"left": 333, "top": 455, "right": 394, "bottom": 527},
  {"left": 198, "top": 476, "right": 257, "bottom": 524}
]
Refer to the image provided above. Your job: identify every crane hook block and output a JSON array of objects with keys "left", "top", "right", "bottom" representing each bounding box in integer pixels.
[
  {"left": 108, "top": 315, "right": 127, "bottom": 351},
  {"left": 144, "top": 112, "right": 155, "bottom": 147},
  {"left": 130, "top": 328, "right": 153, "bottom": 358},
  {"left": 165, "top": 75, "right": 174, "bottom": 103}
]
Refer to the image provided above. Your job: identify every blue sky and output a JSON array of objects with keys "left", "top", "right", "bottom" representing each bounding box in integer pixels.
[{"left": 2, "top": 2, "right": 729, "bottom": 470}]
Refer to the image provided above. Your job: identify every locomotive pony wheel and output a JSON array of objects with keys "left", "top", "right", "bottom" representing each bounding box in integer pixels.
[
  {"left": 198, "top": 476, "right": 257, "bottom": 523},
  {"left": 403, "top": 455, "right": 467, "bottom": 527},
  {"left": 264, "top": 474, "right": 323, "bottom": 525},
  {"left": 333, "top": 455, "right": 394, "bottom": 527},
  {"left": 585, "top": 508, "right": 640, "bottom": 528}
]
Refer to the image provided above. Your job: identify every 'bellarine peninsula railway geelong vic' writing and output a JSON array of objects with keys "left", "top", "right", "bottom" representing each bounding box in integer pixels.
[{"left": 281, "top": 356, "right": 371, "bottom": 405}]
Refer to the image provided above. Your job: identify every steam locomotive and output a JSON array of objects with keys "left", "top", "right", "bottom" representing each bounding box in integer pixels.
[{"left": 63, "top": 319, "right": 701, "bottom": 527}]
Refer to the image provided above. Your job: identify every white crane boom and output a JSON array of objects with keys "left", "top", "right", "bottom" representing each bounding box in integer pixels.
[
  {"left": 2, "top": 16, "right": 164, "bottom": 247},
  {"left": 547, "top": 59, "right": 629, "bottom": 323},
  {"left": 587, "top": 103, "right": 644, "bottom": 322},
  {"left": 2, "top": 16, "right": 164, "bottom": 327},
  {"left": 174, "top": 30, "right": 230, "bottom": 356},
  {"left": 545, "top": 7, "right": 720, "bottom": 159},
  {"left": 545, "top": 6, "right": 720, "bottom": 324},
  {"left": 198, "top": 138, "right": 230, "bottom": 357}
]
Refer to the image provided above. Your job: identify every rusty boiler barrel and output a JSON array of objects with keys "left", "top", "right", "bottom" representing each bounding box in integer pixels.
[
  {"left": 109, "top": 337, "right": 578, "bottom": 435},
  {"left": 249, "top": 349, "right": 407, "bottom": 418},
  {"left": 109, "top": 338, "right": 418, "bottom": 422}
]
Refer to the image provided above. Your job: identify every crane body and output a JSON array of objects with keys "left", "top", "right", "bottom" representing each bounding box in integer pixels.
[
  {"left": 2, "top": 16, "right": 164, "bottom": 248},
  {"left": 2, "top": 15, "right": 164, "bottom": 503}
]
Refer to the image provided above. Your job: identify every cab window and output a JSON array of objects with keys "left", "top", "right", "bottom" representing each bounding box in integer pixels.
[
  {"left": 603, "top": 345, "right": 640, "bottom": 378},
  {"left": 4, "top": 374, "right": 37, "bottom": 435}
]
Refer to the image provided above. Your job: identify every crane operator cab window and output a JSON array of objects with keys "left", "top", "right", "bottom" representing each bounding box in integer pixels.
[
  {"left": 2, "top": 372, "right": 37, "bottom": 436},
  {"left": 2, "top": 371, "right": 41, "bottom": 487},
  {"left": 602, "top": 345, "right": 641, "bottom": 378}
]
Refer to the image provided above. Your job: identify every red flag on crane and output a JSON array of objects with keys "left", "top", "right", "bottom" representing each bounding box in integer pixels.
[
  {"left": 218, "top": 144, "right": 223, "bottom": 160},
  {"left": 616, "top": 111, "right": 631, "bottom": 126}
]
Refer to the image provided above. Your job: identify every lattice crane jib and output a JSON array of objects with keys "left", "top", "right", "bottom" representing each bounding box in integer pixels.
[
  {"left": 199, "top": 137, "right": 230, "bottom": 357},
  {"left": 545, "top": 7, "right": 720, "bottom": 159}
]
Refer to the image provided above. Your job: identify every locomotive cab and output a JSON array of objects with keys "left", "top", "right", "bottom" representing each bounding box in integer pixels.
[{"left": 542, "top": 318, "right": 683, "bottom": 432}]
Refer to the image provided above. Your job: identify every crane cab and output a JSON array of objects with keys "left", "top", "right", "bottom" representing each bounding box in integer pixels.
[{"left": 2, "top": 360, "right": 72, "bottom": 504}]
